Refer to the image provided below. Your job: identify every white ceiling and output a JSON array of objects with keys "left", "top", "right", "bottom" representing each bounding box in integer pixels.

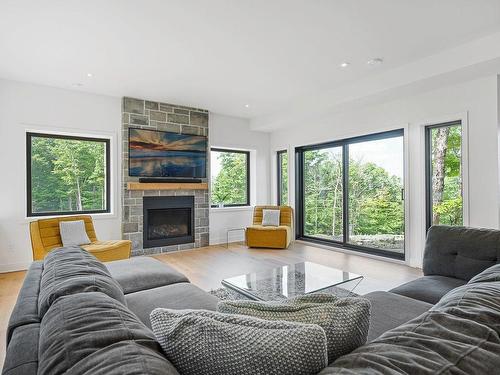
[{"left": 1, "top": 0, "right": 500, "bottom": 128}]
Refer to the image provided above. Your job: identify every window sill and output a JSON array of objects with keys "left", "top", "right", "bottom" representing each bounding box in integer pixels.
[
  {"left": 24, "top": 212, "right": 118, "bottom": 222},
  {"left": 210, "top": 206, "right": 253, "bottom": 213}
]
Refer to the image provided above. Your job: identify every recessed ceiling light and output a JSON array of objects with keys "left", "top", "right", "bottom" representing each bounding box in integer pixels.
[
  {"left": 71, "top": 83, "right": 83, "bottom": 87},
  {"left": 340, "top": 62, "right": 350, "bottom": 68},
  {"left": 87, "top": 73, "right": 93, "bottom": 77},
  {"left": 244, "top": 104, "right": 250, "bottom": 108},
  {"left": 367, "top": 58, "right": 384, "bottom": 66}
]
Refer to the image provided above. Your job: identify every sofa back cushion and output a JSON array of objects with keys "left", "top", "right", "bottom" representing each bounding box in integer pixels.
[
  {"left": 38, "top": 246, "right": 126, "bottom": 318},
  {"left": 66, "top": 341, "right": 179, "bottom": 375},
  {"left": 38, "top": 292, "right": 175, "bottom": 375},
  {"left": 423, "top": 225, "right": 500, "bottom": 281}
]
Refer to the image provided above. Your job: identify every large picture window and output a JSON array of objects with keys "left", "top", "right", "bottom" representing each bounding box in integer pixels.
[
  {"left": 296, "top": 129, "right": 405, "bottom": 259},
  {"left": 210, "top": 148, "right": 250, "bottom": 207},
  {"left": 425, "top": 121, "right": 463, "bottom": 229},
  {"left": 277, "top": 150, "right": 288, "bottom": 205},
  {"left": 27, "top": 132, "right": 110, "bottom": 217}
]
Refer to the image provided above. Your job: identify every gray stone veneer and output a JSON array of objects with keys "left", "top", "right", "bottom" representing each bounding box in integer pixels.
[{"left": 122, "top": 97, "right": 209, "bottom": 256}]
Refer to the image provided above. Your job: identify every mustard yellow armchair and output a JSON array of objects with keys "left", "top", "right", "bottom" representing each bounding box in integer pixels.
[
  {"left": 246, "top": 206, "right": 293, "bottom": 249},
  {"left": 30, "top": 215, "right": 131, "bottom": 262}
]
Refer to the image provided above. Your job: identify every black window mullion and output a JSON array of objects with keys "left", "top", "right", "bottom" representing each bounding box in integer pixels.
[{"left": 342, "top": 144, "right": 349, "bottom": 245}]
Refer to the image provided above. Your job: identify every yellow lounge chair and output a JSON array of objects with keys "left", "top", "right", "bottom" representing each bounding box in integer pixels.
[
  {"left": 30, "top": 215, "right": 131, "bottom": 262},
  {"left": 246, "top": 206, "right": 293, "bottom": 249}
]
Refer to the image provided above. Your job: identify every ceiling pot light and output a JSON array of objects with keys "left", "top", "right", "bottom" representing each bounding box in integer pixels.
[
  {"left": 340, "top": 62, "right": 350, "bottom": 68},
  {"left": 367, "top": 58, "right": 383, "bottom": 66},
  {"left": 87, "top": 73, "right": 93, "bottom": 77},
  {"left": 244, "top": 104, "right": 250, "bottom": 108}
]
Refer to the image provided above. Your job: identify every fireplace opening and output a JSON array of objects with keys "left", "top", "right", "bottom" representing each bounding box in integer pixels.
[{"left": 143, "top": 196, "right": 194, "bottom": 248}]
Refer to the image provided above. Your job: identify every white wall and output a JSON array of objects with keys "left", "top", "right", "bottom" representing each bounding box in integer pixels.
[
  {"left": 0, "top": 80, "right": 271, "bottom": 271},
  {"left": 270, "top": 76, "right": 499, "bottom": 268},
  {"left": 0, "top": 79, "right": 122, "bottom": 272},
  {"left": 209, "top": 113, "right": 271, "bottom": 244}
]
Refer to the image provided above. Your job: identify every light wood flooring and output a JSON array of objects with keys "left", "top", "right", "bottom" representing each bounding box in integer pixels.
[{"left": 0, "top": 241, "right": 422, "bottom": 370}]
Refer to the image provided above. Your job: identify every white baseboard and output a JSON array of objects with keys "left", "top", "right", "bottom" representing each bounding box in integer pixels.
[{"left": 0, "top": 261, "right": 31, "bottom": 273}]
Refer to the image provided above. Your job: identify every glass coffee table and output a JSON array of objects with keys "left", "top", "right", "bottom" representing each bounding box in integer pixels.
[{"left": 221, "top": 261, "right": 363, "bottom": 301}]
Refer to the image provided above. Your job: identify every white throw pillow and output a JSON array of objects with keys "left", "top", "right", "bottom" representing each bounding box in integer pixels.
[
  {"left": 262, "top": 209, "right": 280, "bottom": 226},
  {"left": 59, "top": 220, "right": 91, "bottom": 247}
]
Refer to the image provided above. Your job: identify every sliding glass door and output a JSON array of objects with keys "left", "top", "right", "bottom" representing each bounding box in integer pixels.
[
  {"left": 302, "top": 146, "right": 343, "bottom": 242},
  {"left": 347, "top": 136, "right": 404, "bottom": 253},
  {"left": 296, "top": 129, "right": 405, "bottom": 259}
]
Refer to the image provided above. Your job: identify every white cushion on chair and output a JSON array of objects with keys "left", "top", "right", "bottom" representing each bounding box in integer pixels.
[
  {"left": 262, "top": 209, "right": 280, "bottom": 226},
  {"left": 59, "top": 220, "right": 91, "bottom": 247}
]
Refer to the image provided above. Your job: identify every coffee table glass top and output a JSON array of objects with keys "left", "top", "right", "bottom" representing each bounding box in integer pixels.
[{"left": 221, "top": 261, "right": 363, "bottom": 301}]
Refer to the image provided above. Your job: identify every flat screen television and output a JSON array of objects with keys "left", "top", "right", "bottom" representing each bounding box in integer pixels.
[{"left": 128, "top": 127, "right": 207, "bottom": 178}]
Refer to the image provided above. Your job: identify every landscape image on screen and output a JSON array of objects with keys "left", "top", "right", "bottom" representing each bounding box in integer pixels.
[{"left": 129, "top": 128, "right": 207, "bottom": 178}]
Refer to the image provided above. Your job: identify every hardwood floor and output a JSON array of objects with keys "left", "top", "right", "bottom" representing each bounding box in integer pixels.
[
  {"left": 153, "top": 241, "right": 422, "bottom": 294},
  {"left": 0, "top": 241, "right": 422, "bottom": 370}
]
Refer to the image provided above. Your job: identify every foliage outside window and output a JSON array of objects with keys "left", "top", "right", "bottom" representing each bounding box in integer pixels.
[
  {"left": 210, "top": 148, "right": 250, "bottom": 207},
  {"left": 297, "top": 130, "right": 405, "bottom": 258},
  {"left": 426, "top": 122, "right": 463, "bottom": 228},
  {"left": 27, "top": 132, "right": 110, "bottom": 216},
  {"left": 277, "top": 150, "right": 288, "bottom": 205}
]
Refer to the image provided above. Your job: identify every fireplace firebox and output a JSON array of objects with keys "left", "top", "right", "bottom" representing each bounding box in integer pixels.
[{"left": 143, "top": 196, "right": 195, "bottom": 248}]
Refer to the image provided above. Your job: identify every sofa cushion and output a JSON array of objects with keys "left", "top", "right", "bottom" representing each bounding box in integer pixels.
[
  {"left": 468, "top": 263, "right": 500, "bottom": 284},
  {"left": 66, "top": 341, "right": 179, "bottom": 375},
  {"left": 105, "top": 256, "right": 189, "bottom": 294},
  {"left": 433, "top": 265, "right": 500, "bottom": 332},
  {"left": 125, "top": 282, "right": 219, "bottom": 328},
  {"left": 423, "top": 225, "right": 500, "bottom": 281},
  {"left": 150, "top": 308, "right": 328, "bottom": 375},
  {"left": 389, "top": 275, "right": 466, "bottom": 304},
  {"left": 218, "top": 293, "right": 370, "bottom": 362},
  {"left": 321, "top": 264, "right": 500, "bottom": 374},
  {"left": 38, "top": 246, "right": 126, "bottom": 317},
  {"left": 6, "top": 261, "right": 43, "bottom": 345},
  {"left": 38, "top": 292, "right": 167, "bottom": 375},
  {"left": 362, "top": 291, "right": 432, "bottom": 342},
  {"left": 320, "top": 310, "right": 500, "bottom": 374},
  {"left": 2, "top": 323, "right": 39, "bottom": 375}
]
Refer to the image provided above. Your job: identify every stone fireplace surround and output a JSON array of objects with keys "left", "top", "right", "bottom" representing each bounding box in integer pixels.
[{"left": 122, "top": 97, "right": 209, "bottom": 256}]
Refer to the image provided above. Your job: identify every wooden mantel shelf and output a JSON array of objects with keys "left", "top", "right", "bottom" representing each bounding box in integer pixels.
[{"left": 127, "top": 182, "right": 208, "bottom": 191}]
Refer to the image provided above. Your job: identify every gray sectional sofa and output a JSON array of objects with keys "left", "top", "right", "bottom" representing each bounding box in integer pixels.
[{"left": 3, "top": 225, "right": 500, "bottom": 374}]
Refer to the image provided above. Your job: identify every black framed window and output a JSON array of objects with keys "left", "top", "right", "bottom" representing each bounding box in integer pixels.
[
  {"left": 296, "top": 129, "right": 405, "bottom": 259},
  {"left": 425, "top": 121, "right": 463, "bottom": 230},
  {"left": 277, "top": 150, "right": 288, "bottom": 205},
  {"left": 210, "top": 148, "right": 250, "bottom": 207},
  {"left": 27, "top": 132, "right": 110, "bottom": 217}
]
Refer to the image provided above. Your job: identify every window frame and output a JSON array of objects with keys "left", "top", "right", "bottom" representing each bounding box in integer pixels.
[
  {"left": 295, "top": 128, "right": 405, "bottom": 260},
  {"left": 26, "top": 131, "right": 111, "bottom": 217},
  {"left": 210, "top": 147, "right": 250, "bottom": 208},
  {"left": 277, "top": 149, "right": 288, "bottom": 205},
  {"left": 424, "top": 120, "right": 463, "bottom": 231}
]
